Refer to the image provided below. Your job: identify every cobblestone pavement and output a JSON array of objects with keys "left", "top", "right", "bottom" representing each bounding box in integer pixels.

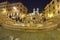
[{"left": 0, "top": 27, "right": 60, "bottom": 40}]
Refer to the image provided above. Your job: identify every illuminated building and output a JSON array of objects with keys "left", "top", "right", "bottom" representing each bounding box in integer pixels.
[
  {"left": 23, "top": 8, "right": 43, "bottom": 24},
  {"left": 0, "top": 1, "right": 58, "bottom": 32},
  {"left": 7, "top": 2, "right": 28, "bottom": 18},
  {"left": 44, "top": 0, "right": 60, "bottom": 19},
  {"left": 0, "top": 2, "right": 28, "bottom": 20}
]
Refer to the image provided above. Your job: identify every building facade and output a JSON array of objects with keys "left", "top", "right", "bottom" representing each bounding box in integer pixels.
[
  {"left": 44, "top": 0, "right": 60, "bottom": 19},
  {"left": 7, "top": 2, "right": 28, "bottom": 17},
  {"left": 23, "top": 8, "right": 43, "bottom": 24},
  {"left": 0, "top": 2, "right": 8, "bottom": 14},
  {"left": 0, "top": 2, "right": 28, "bottom": 19}
]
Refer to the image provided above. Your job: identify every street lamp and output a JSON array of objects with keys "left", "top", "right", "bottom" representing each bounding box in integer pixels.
[
  {"left": 13, "top": 7, "right": 17, "bottom": 10},
  {"left": 13, "top": 6, "right": 19, "bottom": 13}
]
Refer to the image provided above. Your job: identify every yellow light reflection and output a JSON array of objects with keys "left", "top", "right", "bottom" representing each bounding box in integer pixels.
[
  {"left": 20, "top": 14, "right": 26, "bottom": 19},
  {"left": 48, "top": 13, "right": 53, "bottom": 18},
  {"left": 2, "top": 8, "right": 7, "bottom": 13}
]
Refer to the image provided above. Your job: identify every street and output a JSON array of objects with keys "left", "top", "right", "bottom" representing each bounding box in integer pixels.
[{"left": 0, "top": 27, "right": 60, "bottom": 40}]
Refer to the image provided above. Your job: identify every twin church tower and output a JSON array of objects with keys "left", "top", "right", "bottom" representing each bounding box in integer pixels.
[{"left": 33, "top": 8, "right": 40, "bottom": 14}]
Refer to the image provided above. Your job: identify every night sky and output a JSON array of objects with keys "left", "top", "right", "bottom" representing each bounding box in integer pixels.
[{"left": 0, "top": 0, "right": 51, "bottom": 13}]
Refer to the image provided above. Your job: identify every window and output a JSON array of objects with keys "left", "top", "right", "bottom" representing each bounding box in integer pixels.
[
  {"left": 49, "top": 5, "right": 50, "bottom": 7},
  {"left": 53, "top": 7, "right": 55, "bottom": 9},
  {"left": 58, "top": 11, "right": 60, "bottom": 14},
  {"left": 57, "top": 0, "right": 59, "bottom": 2},
  {"left": 28, "top": 21, "right": 30, "bottom": 23},
  {"left": 52, "top": 1, "right": 54, "bottom": 4},
  {"left": 20, "top": 5, "right": 22, "bottom": 7},
  {"left": 17, "top": 4, "right": 19, "bottom": 6},
  {"left": 53, "top": 11, "right": 55, "bottom": 14},
  {"left": 33, "top": 17, "right": 36, "bottom": 20},
  {"left": 24, "top": 8, "right": 26, "bottom": 10},
  {"left": 20, "top": 9, "right": 22, "bottom": 12},
  {"left": 57, "top": 5, "right": 59, "bottom": 8},
  {"left": 23, "top": 11, "right": 25, "bottom": 13}
]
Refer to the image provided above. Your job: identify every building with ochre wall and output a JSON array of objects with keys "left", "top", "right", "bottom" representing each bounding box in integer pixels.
[
  {"left": 0, "top": 2, "right": 28, "bottom": 19},
  {"left": 44, "top": 0, "right": 60, "bottom": 19}
]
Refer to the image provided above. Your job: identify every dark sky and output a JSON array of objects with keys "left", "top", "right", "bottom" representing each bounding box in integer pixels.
[{"left": 0, "top": 0, "right": 51, "bottom": 13}]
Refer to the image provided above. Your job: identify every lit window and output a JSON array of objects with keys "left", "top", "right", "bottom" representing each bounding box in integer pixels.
[{"left": 13, "top": 7, "right": 17, "bottom": 10}]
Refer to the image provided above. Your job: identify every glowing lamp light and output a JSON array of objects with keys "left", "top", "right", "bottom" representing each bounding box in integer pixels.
[
  {"left": 13, "top": 6, "right": 19, "bottom": 12},
  {"left": 48, "top": 13, "right": 53, "bottom": 18},
  {"left": 2, "top": 9, "right": 7, "bottom": 13},
  {"left": 3, "top": 10, "right": 6, "bottom": 13},
  {"left": 13, "top": 7, "right": 17, "bottom": 10},
  {"left": 20, "top": 14, "right": 26, "bottom": 18}
]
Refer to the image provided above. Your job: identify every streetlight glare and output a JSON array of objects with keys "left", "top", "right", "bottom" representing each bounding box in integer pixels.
[
  {"left": 13, "top": 6, "right": 19, "bottom": 12},
  {"left": 20, "top": 14, "right": 26, "bottom": 19},
  {"left": 2, "top": 8, "right": 7, "bottom": 13},
  {"left": 13, "top": 7, "right": 17, "bottom": 10},
  {"left": 48, "top": 13, "right": 53, "bottom": 18}
]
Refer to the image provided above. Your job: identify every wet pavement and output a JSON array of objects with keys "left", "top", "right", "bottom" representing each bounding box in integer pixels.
[{"left": 0, "top": 27, "right": 60, "bottom": 40}]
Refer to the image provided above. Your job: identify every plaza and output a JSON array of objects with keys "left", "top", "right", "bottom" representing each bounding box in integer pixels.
[{"left": 0, "top": 0, "right": 60, "bottom": 40}]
